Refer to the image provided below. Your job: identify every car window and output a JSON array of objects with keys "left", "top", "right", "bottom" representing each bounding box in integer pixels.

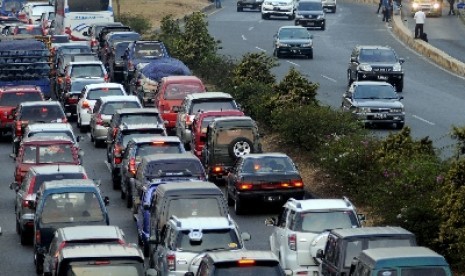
[
  {"left": 120, "top": 114, "right": 162, "bottom": 124},
  {"left": 38, "top": 144, "right": 74, "bottom": 163},
  {"left": 168, "top": 198, "right": 222, "bottom": 218},
  {"left": 71, "top": 65, "right": 104, "bottom": 78},
  {"left": 399, "top": 268, "right": 447, "bottom": 276},
  {"left": 135, "top": 143, "right": 183, "bottom": 159},
  {"left": 216, "top": 128, "right": 254, "bottom": 146},
  {"left": 293, "top": 211, "right": 358, "bottom": 232},
  {"left": 87, "top": 88, "right": 125, "bottom": 100},
  {"left": 20, "top": 106, "right": 64, "bottom": 121},
  {"left": 0, "top": 92, "right": 42, "bottom": 106},
  {"left": 176, "top": 229, "right": 240, "bottom": 252},
  {"left": 213, "top": 262, "right": 284, "bottom": 276},
  {"left": 190, "top": 100, "right": 236, "bottom": 114},
  {"left": 145, "top": 160, "right": 203, "bottom": 178},
  {"left": 279, "top": 28, "right": 311, "bottom": 40},
  {"left": 242, "top": 156, "right": 295, "bottom": 173},
  {"left": 33, "top": 173, "right": 84, "bottom": 193},
  {"left": 135, "top": 43, "right": 164, "bottom": 58},
  {"left": 22, "top": 146, "right": 37, "bottom": 163},
  {"left": 101, "top": 101, "right": 140, "bottom": 115},
  {"left": 354, "top": 85, "right": 398, "bottom": 99},
  {"left": 164, "top": 84, "right": 205, "bottom": 100}
]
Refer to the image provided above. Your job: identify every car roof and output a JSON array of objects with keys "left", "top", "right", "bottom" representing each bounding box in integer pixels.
[
  {"left": 42, "top": 179, "right": 98, "bottom": 190},
  {"left": 284, "top": 198, "right": 357, "bottom": 211},
  {"left": 120, "top": 122, "right": 165, "bottom": 130},
  {"left": 69, "top": 61, "right": 104, "bottom": 66},
  {"left": 155, "top": 181, "right": 221, "bottom": 194},
  {"left": 161, "top": 75, "right": 203, "bottom": 83},
  {"left": 359, "top": 246, "right": 449, "bottom": 268},
  {"left": 115, "top": 107, "right": 159, "bottom": 115},
  {"left": 91, "top": 22, "right": 124, "bottom": 28},
  {"left": 22, "top": 136, "right": 74, "bottom": 144},
  {"left": 31, "top": 164, "right": 86, "bottom": 175},
  {"left": 129, "top": 136, "right": 182, "bottom": 144},
  {"left": 279, "top": 26, "right": 308, "bottom": 30},
  {"left": 212, "top": 116, "right": 253, "bottom": 123},
  {"left": 98, "top": 95, "right": 139, "bottom": 103},
  {"left": 187, "top": 92, "right": 233, "bottom": 100},
  {"left": 55, "top": 43, "right": 90, "bottom": 49},
  {"left": 331, "top": 226, "right": 415, "bottom": 238},
  {"left": 60, "top": 244, "right": 143, "bottom": 259},
  {"left": 85, "top": 83, "right": 124, "bottom": 90},
  {"left": 107, "top": 31, "right": 139, "bottom": 37},
  {"left": 243, "top": 153, "right": 289, "bottom": 159},
  {"left": 59, "top": 225, "right": 123, "bottom": 241},
  {"left": 170, "top": 216, "right": 233, "bottom": 230},
  {"left": 142, "top": 152, "right": 198, "bottom": 163},
  {"left": 197, "top": 110, "right": 244, "bottom": 118},
  {"left": 27, "top": 122, "right": 73, "bottom": 131},
  {"left": 20, "top": 101, "right": 61, "bottom": 107},
  {"left": 206, "top": 250, "right": 279, "bottom": 263}
]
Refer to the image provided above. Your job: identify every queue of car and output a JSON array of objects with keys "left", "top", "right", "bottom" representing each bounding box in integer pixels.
[{"left": 0, "top": 1, "right": 453, "bottom": 276}]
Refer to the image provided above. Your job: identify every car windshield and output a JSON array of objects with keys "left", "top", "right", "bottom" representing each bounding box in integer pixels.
[
  {"left": 65, "top": 262, "right": 144, "bottom": 276},
  {"left": 293, "top": 211, "right": 359, "bottom": 232},
  {"left": 213, "top": 262, "right": 284, "bottom": 276},
  {"left": 121, "top": 130, "right": 165, "bottom": 147},
  {"left": 114, "top": 42, "right": 131, "bottom": 60},
  {"left": 101, "top": 101, "right": 140, "bottom": 115},
  {"left": 17, "top": 26, "right": 43, "bottom": 35},
  {"left": 135, "top": 142, "right": 183, "bottom": 158},
  {"left": 190, "top": 100, "right": 236, "bottom": 114},
  {"left": 0, "top": 92, "right": 42, "bottom": 106},
  {"left": 37, "top": 144, "right": 75, "bottom": 163},
  {"left": 396, "top": 268, "right": 448, "bottom": 276},
  {"left": 241, "top": 156, "right": 296, "bottom": 173},
  {"left": 32, "top": 6, "right": 53, "bottom": 16},
  {"left": 135, "top": 43, "right": 164, "bottom": 58},
  {"left": 70, "top": 65, "right": 104, "bottom": 78},
  {"left": 279, "top": 28, "right": 311, "bottom": 40},
  {"left": 71, "top": 81, "right": 103, "bottom": 93},
  {"left": 164, "top": 83, "right": 205, "bottom": 100},
  {"left": 353, "top": 85, "right": 398, "bottom": 99},
  {"left": 168, "top": 198, "right": 222, "bottom": 219},
  {"left": 87, "top": 88, "right": 124, "bottom": 100},
  {"left": 120, "top": 114, "right": 162, "bottom": 124},
  {"left": 29, "top": 131, "right": 74, "bottom": 142},
  {"left": 40, "top": 192, "right": 104, "bottom": 224},
  {"left": 359, "top": 49, "right": 398, "bottom": 63},
  {"left": 33, "top": 173, "right": 85, "bottom": 193},
  {"left": 20, "top": 106, "right": 65, "bottom": 122},
  {"left": 109, "top": 34, "right": 140, "bottom": 44},
  {"left": 146, "top": 161, "right": 204, "bottom": 179},
  {"left": 176, "top": 228, "right": 241, "bottom": 253},
  {"left": 298, "top": 2, "right": 322, "bottom": 10},
  {"left": 344, "top": 238, "right": 415, "bottom": 268},
  {"left": 68, "top": 0, "right": 110, "bottom": 12},
  {"left": 216, "top": 128, "right": 254, "bottom": 146}
]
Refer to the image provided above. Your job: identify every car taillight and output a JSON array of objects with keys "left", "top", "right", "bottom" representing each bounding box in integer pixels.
[
  {"left": 292, "top": 179, "right": 304, "bottom": 188},
  {"left": 15, "top": 121, "right": 22, "bottom": 137},
  {"left": 55, "top": 241, "right": 67, "bottom": 257},
  {"left": 104, "top": 74, "right": 109, "bottom": 82},
  {"left": 113, "top": 145, "right": 122, "bottom": 164},
  {"left": 96, "top": 114, "right": 103, "bottom": 126},
  {"left": 288, "top": 234, "right": 297, "bottom": 251},
  {"left": 22, "top": 199, "right": 30, "bottom": 208},
  {"left": 167, "top": 253, "right": 176, "bottom": 271},
  {"left": 213, "top": 166, "right": 222, "bottom": 173},
  {"left": 236, "top": 182, "right": 253, "bottom": 190},
  {"left": 82, "top": 101, "right": 90, "bottom": 109},
  {"left": 129, "top": 157, "right": 136, "bottom": 175},
  {"left": 35, "top": 230, "right": 41, "bottom": 244},
  {"left": 65, "top": 94, "right": 79, "bottom": 104},
  {"left": 91, "top": 39, "right": 98, "bottom": 48}
]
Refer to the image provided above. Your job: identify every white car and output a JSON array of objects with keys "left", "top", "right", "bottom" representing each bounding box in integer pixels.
[
  {"left": 18, "top": 2, "right": 54, "bottom": 24},
  {"left": 322, "top": 0, "right": 336, "bottom": 13},
  {"left": 261, "top": 0, "right": 297, "bottom": 20},
  {"left": 76, "top": 83, "right": 127, "bottom": 132},
  {"left": 265, "top": 197, "right": 365, "bottom": 275}
]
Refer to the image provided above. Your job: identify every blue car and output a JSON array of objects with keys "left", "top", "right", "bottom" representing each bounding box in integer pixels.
[{"left": 0, "top": 0, "right": 25, "bottom": 16}]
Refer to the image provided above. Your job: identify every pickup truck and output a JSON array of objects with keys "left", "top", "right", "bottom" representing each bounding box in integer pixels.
[{"left": 0, "top": 37, "right": 52, "bottom": 99}]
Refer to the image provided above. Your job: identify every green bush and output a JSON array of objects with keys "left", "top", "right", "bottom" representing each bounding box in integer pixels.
[
  {"left": 116, "top": 13, "right": 152, "bottom": 35},
  {"left": 273, "top": 67, "right": 319, "bottom": 106},
  {"left": 232, "top": 52, "right": 277, "bottom": 86}
]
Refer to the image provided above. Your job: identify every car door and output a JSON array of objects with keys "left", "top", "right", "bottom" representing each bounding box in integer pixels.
[
  {"left": 15, "top": 172, "right": 31, "bottom": 222},
  {"left": 273, "top": 206, "right": 291, "bottom": 259}
]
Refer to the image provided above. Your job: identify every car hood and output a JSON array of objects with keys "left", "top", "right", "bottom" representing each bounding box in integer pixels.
[
  {"left": 296, "top": 10, "right": 324, "bottom": 16},
  {"left": 360, "top": 62, "right": 400, "bottom": 67},
  {"left": 353, "top": 99, "right": 403, "bottom": 108},
  {"left": 278, "top": 38, "right": 312, "bottom": 44}
]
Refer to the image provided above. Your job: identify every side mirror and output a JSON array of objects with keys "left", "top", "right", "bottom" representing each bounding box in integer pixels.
[
  {"left": 241, "top": 232, "right": 251, "bottom": 241},
  {"left": 104, "top": 196, "right": 110, "bottom": 206},
  {"left": 265, "top": 217, "right": 276, "bottom": 226},
  {"left": 399, "top": 58, "right": 405, "bottom": 64},
  {"left": 172, "top": 106, "right": 180, "bottom": 112},
  {"left": 357, "top": 213, "right": 366, "bottom": 222},
  {"left": 82, "top": 31, "right": 88, "bottom": 36},
  {"left": 146, "top": 269, "right": 159, "bottom": 276},
  {"left": 350, "top": 56, "right": 357, "bottom": 62},
  {"left": 316, "top": 249, "right": 324, "bottom": 259}
]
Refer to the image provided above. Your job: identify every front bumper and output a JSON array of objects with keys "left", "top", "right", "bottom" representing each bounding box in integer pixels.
[
  {"left": 356, "top": 71, "right": 403, "bottom": 85},
  {"left": 276, "top": 46, "right": 313, "bottom": 57},
  {"left": 295, "top": 18, "right": 325, "bottom": 28},
  {"left": 262, "top": 7, "right": 294, "bottom": 16},
  {"left": 238, "top": 2, "right": 262, "bottom": 9},
  {"left": 355, "top": 112, "right": 405, "bottom": 124},
  {"left": 237, "top": 189, "right": 305, "bottom": 203}
]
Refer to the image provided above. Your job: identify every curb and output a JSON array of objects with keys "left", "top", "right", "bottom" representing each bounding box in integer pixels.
[{"left": 346, "top": 0, "right": 465, "bottom": 78}]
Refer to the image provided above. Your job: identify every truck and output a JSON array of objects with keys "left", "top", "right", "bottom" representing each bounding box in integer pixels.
[{"left": 0, "top": 37, "right": 52, "bottom": 99}]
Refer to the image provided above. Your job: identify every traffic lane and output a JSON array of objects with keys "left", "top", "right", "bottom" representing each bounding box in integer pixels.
[
  {"left": 402, "top": 4, "right": 465, "bottom": 64},
  {"left": 209, "top": 1, "right": 465, "bottom": 156}
]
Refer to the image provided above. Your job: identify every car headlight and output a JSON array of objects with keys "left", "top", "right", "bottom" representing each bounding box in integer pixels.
[
  {"left": 392, "top": 64, "right": 402, "bottom": 71},
  {"left": 390, "top": 108, "right": 403, "bottom": 113},
  {"left": 295, "top": 14, "right": 304, "bottom": 18},
  {"left": 412, "top": 3, "right": 419, "bottom": 8},
  {"left": 301, "top": 42, "right": 313, "bottom": 47},
  {"left": 433, "top": 3, "right": 440, "bottom": 8},
  {"left": 317, "top": 14, "right": 325, "bottom": 19},
  {"left": 358, "top": 64, "right": 372, "bottom": 71},
  {"left": 356, "top": 107, "right": 371, "bottom": 113},
  {"left": 277, "top": 42, "right": 289, "bottom": 47}
]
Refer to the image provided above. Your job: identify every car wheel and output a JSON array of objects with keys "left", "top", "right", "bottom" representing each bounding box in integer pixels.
[
  {"left": 333, "top": 7, "right": 336, "bottom": 13},
  {"left": 16, "top": 218, "right": 20, "bottom": 235},
  {"left": 121, "top": 183, "right": 126, "bottom": 199},
  {"left": 237, "top": 6, "right": 243, "bottom": 11},
  {"left": 261, "top": 13, "right": 267, "bottom": 20},
  {"left": 228, "top": 137, "right": 254, "bottom": 159},
  {"left": 308, "top": 50, "right": 313, "bottom": 59},
  {"left": 234, "top": 196, "right": 246, "bottom": 215},
  {"left": 93, "top": 137, "right": 100, "bottom": 148},
  {"left": 321, "top": 24, "right": 325, "bottom": 31}
]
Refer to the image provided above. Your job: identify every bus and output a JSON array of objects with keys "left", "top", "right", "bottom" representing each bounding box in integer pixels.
[{"left": 51, "top": 0, "right": 114, "bottom": 41}]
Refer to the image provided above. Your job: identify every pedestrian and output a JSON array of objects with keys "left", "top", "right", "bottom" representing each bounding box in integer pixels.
[
  {"left": 413, "top": 9, "right": 426, "bottom": 38},
  {"left": 377, "top": 0, "right": 383, "bottom": 13},
  {"left": 215, "top": 0, "right": 222, "bottom": 8},
  {"left": 448, "top": 0, "right": 456, "bottom": 15},
  {"left": 382, "top": 0, "right": 391, "bottom": 21}
]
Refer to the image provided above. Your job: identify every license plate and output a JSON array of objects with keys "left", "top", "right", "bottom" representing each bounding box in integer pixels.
[
  {"left": 307, "top": 22, "right": 315, "bottom": 26},
  {"left": 265, "top": 195, "right": 281, "bottom": 202},
  {"left": 374, "top": 113, "right": 387, "bottom": 119},
  {"left": 274, "top": 7, "right": 281, "bottom": 10},
  {"left": 378, "top": 75, "right": 388, "bottom": 80}
]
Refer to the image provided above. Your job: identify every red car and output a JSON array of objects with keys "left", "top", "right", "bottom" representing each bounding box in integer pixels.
[
  {"left": 0, "top": 85, "right": 44, "bottom": 137},
  {"left": 190, "top": 110, "right": 245, "bottom": 159},
  {"left": 153, "top": 76, "right": 206, "bottom": 134},
  {"left": 13, "top": 136, "right": 83, "bottom": 184}
]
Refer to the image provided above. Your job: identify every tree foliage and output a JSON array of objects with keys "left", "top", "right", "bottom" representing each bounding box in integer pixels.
[
  {"left": 232, "top": 52, "right": 277, "bottom": 86},
  {"left": 272, "top": 67, "right": 319, "bottom": 107}
]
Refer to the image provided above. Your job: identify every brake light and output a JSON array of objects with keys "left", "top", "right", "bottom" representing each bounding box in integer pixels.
[
  {"left": 35, "top": 230, "right": 41, "bottom": 244},
  {"left": 167, "top": 253, "right": 176, "bottom": 271},
  {"left": 238, "top": 259, "right": 256, "bottom": 265},
  {"left": 91, "top": 39, "right": 98, "bottom": 48},
  {"left": 96, "top": 114, "right": 103, "bottom": 126},
  {"left": 288, "top": 234, "right": 297, "bottom": 251},
  {"left": 292, "top": 179, "right": 304, "bottom": 188},
  {"left": 213, "top": 166, "right": 222, "bottom": 173},
  {"left": 22, "top": 199, "right": 30, "bottom": 208},
  {"left": 129, "top": 157, "right": 136, "bottom": 175},
  {"left": 94, "top": 260, "right": 111, "bottom": 265},
  {"left": 55, "top": 241, "right": 67, "bottom": 257},
  {"left": 65, "top": 94, "right": 78, "bottom": 104},
  {"left": 82, "top": 101, "right": 90, "bottom": 109},
  {"left": 113, "top": 145, "right": 122, "bottom": 164},
  {"left": 152, "top": 141, "right": 165, "bottom": 145},
  {"left": 237, "top": 182, "right": 253, "bottom": 190}
]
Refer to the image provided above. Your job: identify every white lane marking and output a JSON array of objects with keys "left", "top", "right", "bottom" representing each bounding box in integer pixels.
[
  {"left": 248, "top": 27, "right": 254, "bottom": 31},
  {"left": 242, "top": 34, "right": 247, "bottom": 40},
  {"left": 255, "top": 47, "right": 267, "bottom": 52},
  {"left": 321, "top": 74, "right": 337, "bottom": 83},
  {"left": 286, "top": 60, "right": 300, "bottom": 67},
  {"left": 412, "top": 114, "right": 435, "bottom": 126},
  {"left": 104, "top": 161, "right": 112, "bottom": 173}
]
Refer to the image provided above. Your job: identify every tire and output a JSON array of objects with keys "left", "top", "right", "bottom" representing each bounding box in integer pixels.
[
  {"left": 395, "top": 122, "right": 405, "bottom": 129},
  {"left": 121, "top": 186, "right": 126, "bottom": 199},
  {"left": 261, "top": 13, "right": 267, "bottom": 20},
  {"left": 321, "top": 24, "right": 325, "bottom": 31},
  {"left": 20, "top": 228, "right": 29, "bottom": 245},
  {"left": 396, "top": 81, "right": 404, "bottom": 92},
  {"left": 234, "top": 196, "right": 246, "bottom": 215},
  {"left": 228, "top": 137, "right": 254, "bottom": 159},
  {"left": 237, "top": 6, "right": 243, "bottom": 11},
  {"left": 16, "top": 218, "right": 20, "bottom": 235}
]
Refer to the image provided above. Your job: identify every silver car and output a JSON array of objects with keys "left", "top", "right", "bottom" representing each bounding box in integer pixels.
[
  {"left": 341, "top": 81, "right": 405, "bottom": 129},
  {"left": 90, "top": 95, "right": 142, "bottom": 148}
]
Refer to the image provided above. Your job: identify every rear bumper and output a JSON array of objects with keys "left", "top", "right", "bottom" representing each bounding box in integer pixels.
[{"left": 237, "top": 189, "right": 305, "bottom": 203}]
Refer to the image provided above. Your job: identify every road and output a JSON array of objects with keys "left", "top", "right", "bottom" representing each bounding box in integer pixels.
[{"left": 1, "top": 0, "right": 465, "bottom": 275}]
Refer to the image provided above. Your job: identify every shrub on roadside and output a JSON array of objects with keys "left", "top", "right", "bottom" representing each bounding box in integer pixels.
[
  {"left": 272, "top": 67, "right": 319, "bottom": 107},
  {"left": 116, "top": 13, "right": 152, "bottom": 35},
  {"left": 232, "top": 52, "right": 277, "bottom": 86}
]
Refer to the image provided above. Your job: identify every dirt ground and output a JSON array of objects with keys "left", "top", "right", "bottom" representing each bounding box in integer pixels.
[{"left": 114, "top": 0, "right": 212, "bottom": 29}]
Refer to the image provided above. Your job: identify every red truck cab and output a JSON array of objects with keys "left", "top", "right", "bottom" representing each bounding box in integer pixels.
[
  {"left": 190, "top": 110, "right": 245, "bottom": 159},
  {"left": 0, "top": 86, "right": 44, "bottom": 136},
  {"left": 154, "top": 76, "right": 206, "bottom": 133}
]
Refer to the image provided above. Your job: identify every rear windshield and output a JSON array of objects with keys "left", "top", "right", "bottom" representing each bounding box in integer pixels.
[
  {"left": 213, "top": 261, "right": 284, "bottom": 276},
  {"left": 28, "top": 130, "right": 74, "bottom": 142},
  {"left": 0, "top": 92, "right": 42, "bottom": 106},
  {"left": 40, "top": 192, "right": 104, "bottom": 224},
  {"left": 145, "top": 160, "right": 203, "bottom": 178},
  {"left": 216, "top": 128, "right": 254, "bottom": 146},
  {"left": 64, "top": 261, "right": 144, "bottom": 276},
  {"left": 20, "top": 106, "right": 65, "bottom": 121},
  {"left": 135, "top": 43, "right": 164, "bottom": 58},
  {"left": 33, "top": 173, "right": 85, "bottom": 193},
  {"left": 16, "top": 26, "right": 43, "bottom": 35},
  {"left": 70, "top": 65, "right": 104, "bottom": 78},
  {"left": 168, "top": 198, "right": 222, "bottom": 219},
  {"left": 32, "top": 6, "right": 54, "bottom": 16},
  {"left": 190, "top": 100, "right": 236, "bottom": 114},
  {"left": 121, "top": 113, "right": 162, "bottom": 124},
  {"left": 135, "top": 142, "right": 183, "bottom": 158},
  {"left": 101, "top": 101, "right": 140, "bottom": 115},
  {"left": 87, "top": 88, "right": 124, "bottom": 100},
  {"left": 242, "top": 156, "right": 296, "bottom": 173},
  {"left": 51, "top": 35, "right": 68, "bottom": 44},
  {"left": 293, "top": 211, "right": 359, "bottom": 233},
  {"left": 121, "top": 130, "right": 165, "bottom": 147},
  {"left": 176, "top": 228, "right": 241, "bottom": 253},
  {"left": 4, "top": 1, "right": 21, "bottom": 12},
  {"left": 21, "top": 144, "right": 75, "bottom": 164},
  {"left": 164, "top": 84, "right": 205, "bottom": 100},
  {"left": 70, "top": 81, "right": 103, "bottom": 93}
]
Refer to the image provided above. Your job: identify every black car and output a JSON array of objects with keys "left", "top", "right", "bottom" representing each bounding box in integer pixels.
[
  {"left": 273, "top": 26, "right": 314, "bottom": 59},
  {"left": 107, "top": 41, "right": 131, "bottom": 82},
  {"left": 226, "top": 153, "right": 305, "bottom": 215},
  {"left": 60, "top": 77, "right": 104, "bottom": 119},
  {"left": 237, "top": 0, "right": 264, "bottom": 11},
  {"left": 96, "top": 26, "right": 132, "bottom": 59},
  {"left": 347, "top": 45, "right": 405, "bottom": 92},
  {"left": 294, "top": 0, "right": 326, "bottom": 30},
  {"left": 100, "top": 31, "right": 140, "bottom": 79}
]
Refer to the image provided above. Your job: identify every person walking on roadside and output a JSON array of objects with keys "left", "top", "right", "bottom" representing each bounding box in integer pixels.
[
  {"left": 448, "top": 0, "right": 456, "bottom": 15},
  {"left": 377, "top": 0, "right": 383, "bottom": 13},
  {"left": 382, "top": 0, "right": 391, "bottom": 21},
  {"left": 215, "top": 0, "right": 222, "bottom": 8},
  {"left": 414, "top": 9, "right": 426, "bottom": 38}
]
